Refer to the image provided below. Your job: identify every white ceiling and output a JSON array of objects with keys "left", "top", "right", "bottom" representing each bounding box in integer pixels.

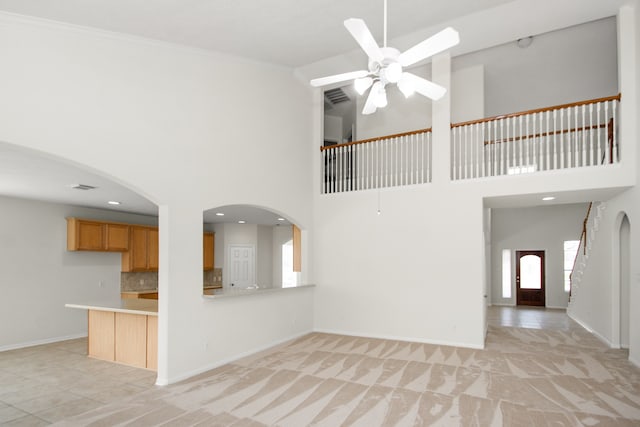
[
  {"left": 0, "top": 141, "right": 158, "bottom": 216},
  {"left": 0, "top": 0, "right": 513, "bottom": 67}
]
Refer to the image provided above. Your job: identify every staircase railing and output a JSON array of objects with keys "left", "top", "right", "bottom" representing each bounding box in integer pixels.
[
  {"left": 320, "top": 128, "right": 432, "bottom": 194},
  {"left": 450, "top": 94, "right": 621, "bottom": 180},
  {"left": 569, "top": 202, "right": 593, "bottom": 298}
]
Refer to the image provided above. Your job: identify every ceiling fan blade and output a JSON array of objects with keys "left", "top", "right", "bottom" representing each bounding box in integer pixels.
[
  {"left": 344, "top": 18, "right": 384, "bottom": 63},
  {"left": 402, "top": 72, "right": 447, "bottom": 100},
  {"left": 310, "top": 70, "right": 368, "bottom": 87},
  {"left": 399, "top": 27, "right": 460, "bottom": 67},
  {"left": 362, "top": 82, "right": 381, "bottom": 115}
]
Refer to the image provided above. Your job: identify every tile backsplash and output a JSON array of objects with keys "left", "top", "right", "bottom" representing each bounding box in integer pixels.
[
  {"left": 204, "top": 268, "right": 223, "bottom": 287},
  {"left": 121, "top": 268, "right": 222, "bottom": 291},
  {"left": 121, "top": 272, "right": 158, "bottom": 291}
]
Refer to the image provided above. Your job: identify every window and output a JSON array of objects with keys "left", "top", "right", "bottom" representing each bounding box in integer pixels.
[
  {"left": 502, "top": 249, "right": 511, "bottom": 298},
  {"left": 282, "top": 240, "right": 297, "bottom": 288},
  {"left": 564, "top": 240, "right": 580, "bottom": 292}
]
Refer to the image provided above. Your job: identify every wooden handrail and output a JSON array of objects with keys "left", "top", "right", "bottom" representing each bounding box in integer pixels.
[
  {"left": 569, "top": 202, "right": 593, "bottom": 297},
  {"left": 483, "top": 123, "right": 608, "bottom": 146},
  {"left": 451, "top": 93, "right": 621, "bottom": 129},
  {"left": 320, "top": 127, "right": 432, "bottom": 152}
]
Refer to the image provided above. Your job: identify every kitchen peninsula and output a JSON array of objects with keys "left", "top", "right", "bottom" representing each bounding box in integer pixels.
[{"left": 66, "top": 299, "right": 158, "bottom": 371}]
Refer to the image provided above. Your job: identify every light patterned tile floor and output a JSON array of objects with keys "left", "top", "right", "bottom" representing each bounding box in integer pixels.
[{"left": 0, "top": 307, "right": 638, "bottom": 426}]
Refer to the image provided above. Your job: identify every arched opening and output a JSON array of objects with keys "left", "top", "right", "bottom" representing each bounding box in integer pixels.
[
  {"left": 202, "top": 204, "right": 302, "bottom": 295},
  {"left": 619, "top": 214, "right": 630, "bottom": 349},
  {"left": 0, "top": 141, "right": 160, "bottom": 374}
]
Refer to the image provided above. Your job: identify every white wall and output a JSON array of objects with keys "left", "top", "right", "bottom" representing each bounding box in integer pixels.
[
  {"left": 272, "top": 225, "right": 293, "bottom": 287},
  {"left": 453, "top": 17, "right": 618, "bottom": 117},
  {"left": 313, "top": 184, "right": 486, "bottom": 348},
  {"left": 0, "top": 13, "right": 314, "bottom": 384},
  {"left": 257, "top": 225, "right": 273, "bottom": 287},
  {"left": 0, "top": 195, "right": 157, "bottom": 350},
  {"left": 491, "top": 203, "right": 589, "bottom": 308},
  {"left": 324, "top": 115, "right": 343, "bottom": 143}
]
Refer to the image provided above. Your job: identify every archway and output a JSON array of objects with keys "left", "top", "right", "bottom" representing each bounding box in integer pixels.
[
  {"left": 618, "top": 214, "right": 631, "bottom": 349},
  {"left": 202, "top": 204, "right": 303, "bottom": 294}
]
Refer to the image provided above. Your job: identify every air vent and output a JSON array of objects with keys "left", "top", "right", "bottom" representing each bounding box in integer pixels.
[
  {"left": 325, "top": 87, "right": 350, "bottom": 105},
  {"left": 70, "top": 184, "right": 97, "bottom": 190}
]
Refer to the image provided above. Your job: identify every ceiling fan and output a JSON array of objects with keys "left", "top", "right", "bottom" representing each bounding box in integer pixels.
[{"left": 310, "top": 0, "right": 460, "bottom": 115}]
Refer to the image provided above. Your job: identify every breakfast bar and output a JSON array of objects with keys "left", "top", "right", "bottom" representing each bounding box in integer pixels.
[{"left": 66, "top": 299, "right": 158, "bottom": 371}]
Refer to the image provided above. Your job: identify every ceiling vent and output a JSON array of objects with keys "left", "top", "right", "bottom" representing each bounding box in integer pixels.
[
  {"left": 70, "top": 184, "right": 97, "bottom": 190},
  {"left": 324, "top": 87, "right": 350, "bottom": 105}
]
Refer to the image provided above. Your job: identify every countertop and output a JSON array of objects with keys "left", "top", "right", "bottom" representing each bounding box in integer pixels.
[
  {"left": 202, "top": 284, "right": 315, "bottom": 299},
  {"left": 66, "top": 299, "right": 158, "bottom": 316}
]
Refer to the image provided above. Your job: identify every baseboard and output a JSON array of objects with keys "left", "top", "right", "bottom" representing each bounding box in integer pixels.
[
  {"left": 490, "top": 303, "right": 516, "bottom": 307},
  {"left": 545, "top": 305, "right": 568, "bottom": 310},
  {"left": 567, "top": 313, "right": 613, "bottom": 347},
  {"left": 0, "top": 333, "right": 87, "bottom": 352},
  {"left": 157, "top": 329, "right": 314, "bottom": 386},
  {"left": 312, "top": 328, "right": 485, "bottom": 350}
]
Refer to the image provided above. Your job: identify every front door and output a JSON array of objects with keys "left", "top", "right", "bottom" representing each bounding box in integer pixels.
[{"left": 516, "top": 250, "right": 545, "bottom": 306}]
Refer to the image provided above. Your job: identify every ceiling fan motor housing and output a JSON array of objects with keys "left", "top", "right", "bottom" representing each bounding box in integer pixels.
[{"left": 369, "top": 47, "right": 401, "bottom": 85}]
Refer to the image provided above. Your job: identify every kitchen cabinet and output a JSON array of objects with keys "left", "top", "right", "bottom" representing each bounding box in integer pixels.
[
  {"left": 84, "top": 307, "right": 157, "bottom": 371},
  {"left": 122, "top": 226, "right": 159, "bottom": 272},
  {"left": 203, "top": 232, "right": 215, "bottom": 271},
  {"left": 67, "top": 218, "right": 129, "bottom": 252},
  {"left": 293, "top": 224, "right": 301, "bottom": 272}
]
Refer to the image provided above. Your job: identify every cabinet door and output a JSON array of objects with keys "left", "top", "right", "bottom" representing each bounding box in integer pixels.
[
  {"left": 130, "top": 227, "right": 150, "bottom": 271},
  {"left": 147, "top": 228, "right": 159, "bottom": 270},
  {"left": 77, "top": 221, "right": 104, "bottom": 250},
  {"left": 105, "top": 224, "right": 129, "bottom": 251},
  {"left": 203, "top": 232, "right": 214, "bottom": 271}
]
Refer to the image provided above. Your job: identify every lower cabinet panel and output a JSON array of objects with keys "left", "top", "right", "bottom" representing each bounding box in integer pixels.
[
  {"left": 88, "top": 310, "right": 115, "bottom": 361},
  {"left": 146, "top": 316, "right": 158, "bottom": 371},
  {"left": 115, "top": 312, "right": 148, "bottom": 369}
]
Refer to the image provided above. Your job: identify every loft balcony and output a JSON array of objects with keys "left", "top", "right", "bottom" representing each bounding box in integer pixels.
[{"left": 321, "top": 94, "right": 621, "bottom": 194}]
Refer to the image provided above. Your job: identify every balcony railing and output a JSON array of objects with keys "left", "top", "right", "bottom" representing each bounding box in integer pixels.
[
  {"left": 321, "top": 128, "right": 432, "bottom": 194},
  {"left": 320, "top": 94, "right": 621, "bottom": 194},
  {"left": 450, "top": 94, "right": 621, "bottom": 180}
]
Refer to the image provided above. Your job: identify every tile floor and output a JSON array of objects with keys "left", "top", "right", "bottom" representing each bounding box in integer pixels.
[{"left": 0, "top": 306, "right": 638, "bottom": 426}]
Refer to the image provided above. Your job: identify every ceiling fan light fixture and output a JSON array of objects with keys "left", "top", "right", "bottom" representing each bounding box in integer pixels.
[
  {"left": 384, "top": 62, "right": 402, "bottom": 83},
  {"left": 374, "top": 86, "right": 388, "bottom": 108},
  {"left": 354, "top": 76, "right": 374, "bottom": 95}
]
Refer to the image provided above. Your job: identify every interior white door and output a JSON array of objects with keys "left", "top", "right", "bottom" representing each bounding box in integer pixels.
[{"left": 228, "top": 244, "right": 256, "bottom": 288}]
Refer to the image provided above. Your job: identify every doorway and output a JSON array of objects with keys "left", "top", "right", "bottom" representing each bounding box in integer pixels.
[
  {"left": 516, "top": 250, "right": 546, "bottom": 306},
  {"left": 619, "top": 215, "right": 630, "bottom": 349},
  {"left": 228, "top": 244, "right": 256, "bottom": 288}
]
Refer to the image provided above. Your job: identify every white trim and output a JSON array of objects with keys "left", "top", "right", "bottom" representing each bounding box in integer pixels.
[
  {"left": 568, "top": 313, "right": 613, "bottom": 347},
  {"left": 157, "top": 329, "right": 313, "bottom": 386},
  {"left": 313, "top": 328, "right": 485, "bottom": 350},
  {"left": 0, "top": 333, "right": 87, "bottom": 352},
  {"left": 491, "top": 303, "right": 516, "bottom": 307},
  {"left": 629, "top": 354, "right": 640, "bottom": 369},
  {"left": 545, "top": 305, "right": 568, "bottom": 310}
]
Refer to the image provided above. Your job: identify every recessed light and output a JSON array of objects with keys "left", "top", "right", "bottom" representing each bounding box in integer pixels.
[
  {"left": 277, "top": 218, "right": 285, "bottom": 221},
  {"left": 215, "top": 212, "right": 224, "bottom": 216},
  {"left": 238, "top": 220, "right": 246, "bottom": 224},
  {"left": 107, "top": 201, "right": 121, "bottom": 205},
  {"left": 542, "top": 196, "right": 555, "bottom": 201}
]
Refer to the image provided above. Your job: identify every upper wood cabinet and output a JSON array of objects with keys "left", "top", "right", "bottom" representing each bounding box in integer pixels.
[
  {"left": 122, "top": 226, "right": 158, "bottom": 272},
  {"left": 293, "top": 224, "right": 301, "bottom": 272},
  {"left": 203, "top": 232, "right": 215, "bottom": 271},
  {"left": 67, "top": 218, "right": 129, "bottom": 252}
]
